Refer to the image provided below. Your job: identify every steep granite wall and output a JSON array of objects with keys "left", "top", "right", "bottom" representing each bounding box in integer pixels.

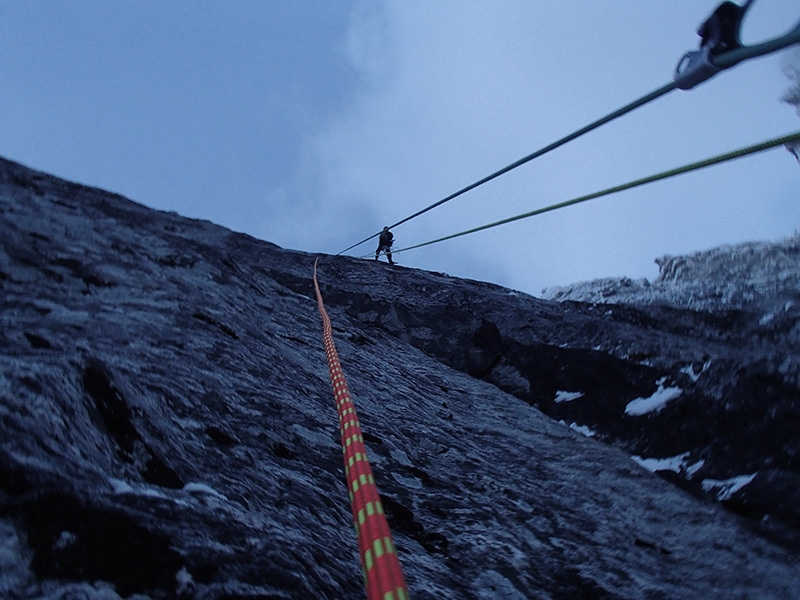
[{"left": 1, "top": 157, "right": 798, "bottom": 598}]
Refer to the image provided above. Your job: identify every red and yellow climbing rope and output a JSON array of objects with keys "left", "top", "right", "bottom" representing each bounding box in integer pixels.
[{"left": 313, "top": 258, "right": 410, "bottom": 600}]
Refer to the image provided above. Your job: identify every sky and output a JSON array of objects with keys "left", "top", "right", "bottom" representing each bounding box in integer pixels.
[{"left": 2, "top": 1, "right": 799, "bottom": 297}]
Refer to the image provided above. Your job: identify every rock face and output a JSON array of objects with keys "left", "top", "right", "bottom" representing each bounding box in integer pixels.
[{"left": 1, "top": 156, "right": 798, "bottom": 599}]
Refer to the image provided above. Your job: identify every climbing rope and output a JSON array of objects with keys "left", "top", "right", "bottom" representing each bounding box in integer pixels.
[
  {"left": 337, "top": 4, "right": 800, "bottom": 256},
  {"left": 337, "top": 81, "right": 675, "bottom": 256},
  {"left": 388, "top": 130, "right": 800, "bottom": 255},
  {"left": 312, "top": 259, "right": 410, "bottom": 600}
]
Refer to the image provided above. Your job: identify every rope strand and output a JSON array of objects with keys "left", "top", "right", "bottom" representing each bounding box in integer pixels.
[
  {"left": 390, "top": 131, "right": 800, "bottom": 255},
  {"left": 312, "top": 259, "right": 410, "bottom": 600},
  {"left": 336, "top": 82, "right": 676, "bottom": 256},
  {"left": 337, "top": 16, "right": 800, "bottom": 256}
]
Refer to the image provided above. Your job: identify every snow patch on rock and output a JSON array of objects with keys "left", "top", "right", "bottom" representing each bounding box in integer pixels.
[
  {"left": 631, "top": 452, "right": 706, "bottom": 479},
  {"left": 554, "top": 390, "right": 584, "bottom": 403},
  {"left": 702, "top": 473, "right": 758, "bottom": 501},
  {"left": 625, "top": 386, "right": 683, "bottom": 416},
  {"left": 567, "top": 422, "right": 597, "bottom": 437}
]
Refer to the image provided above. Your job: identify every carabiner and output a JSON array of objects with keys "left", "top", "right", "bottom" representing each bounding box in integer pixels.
[
  {"left": 674, "top": 0, "right": 754, "bottom": 90},
  {"left": 675, "top": 46, "right": 720, "bottom": 90}
]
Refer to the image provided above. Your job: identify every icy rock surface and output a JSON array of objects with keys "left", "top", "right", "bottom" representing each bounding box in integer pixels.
[{"left": 1, "top": 156, "right": 799, "bottom": 598}]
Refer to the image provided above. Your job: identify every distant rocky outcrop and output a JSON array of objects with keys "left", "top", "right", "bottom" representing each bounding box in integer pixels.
[
  {"left": 542, "top": 232, "right": 800, "bottom": 312},
  {"left": 1, "top": 156, "right": 799, "bottom": 599}
]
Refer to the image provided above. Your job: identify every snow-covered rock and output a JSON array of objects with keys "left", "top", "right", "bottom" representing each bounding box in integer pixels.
[{"left": 543, "top": 232, "right": 800, "bottom": 312}]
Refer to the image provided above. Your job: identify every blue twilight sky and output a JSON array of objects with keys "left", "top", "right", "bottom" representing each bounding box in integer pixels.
[{"left": 2, "top": 1, "right": 799, "bottom": 296}]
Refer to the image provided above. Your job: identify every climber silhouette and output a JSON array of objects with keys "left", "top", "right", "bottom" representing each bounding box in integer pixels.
[{"left": 375, "top": 226, "right": 394, "bottom": 264}]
